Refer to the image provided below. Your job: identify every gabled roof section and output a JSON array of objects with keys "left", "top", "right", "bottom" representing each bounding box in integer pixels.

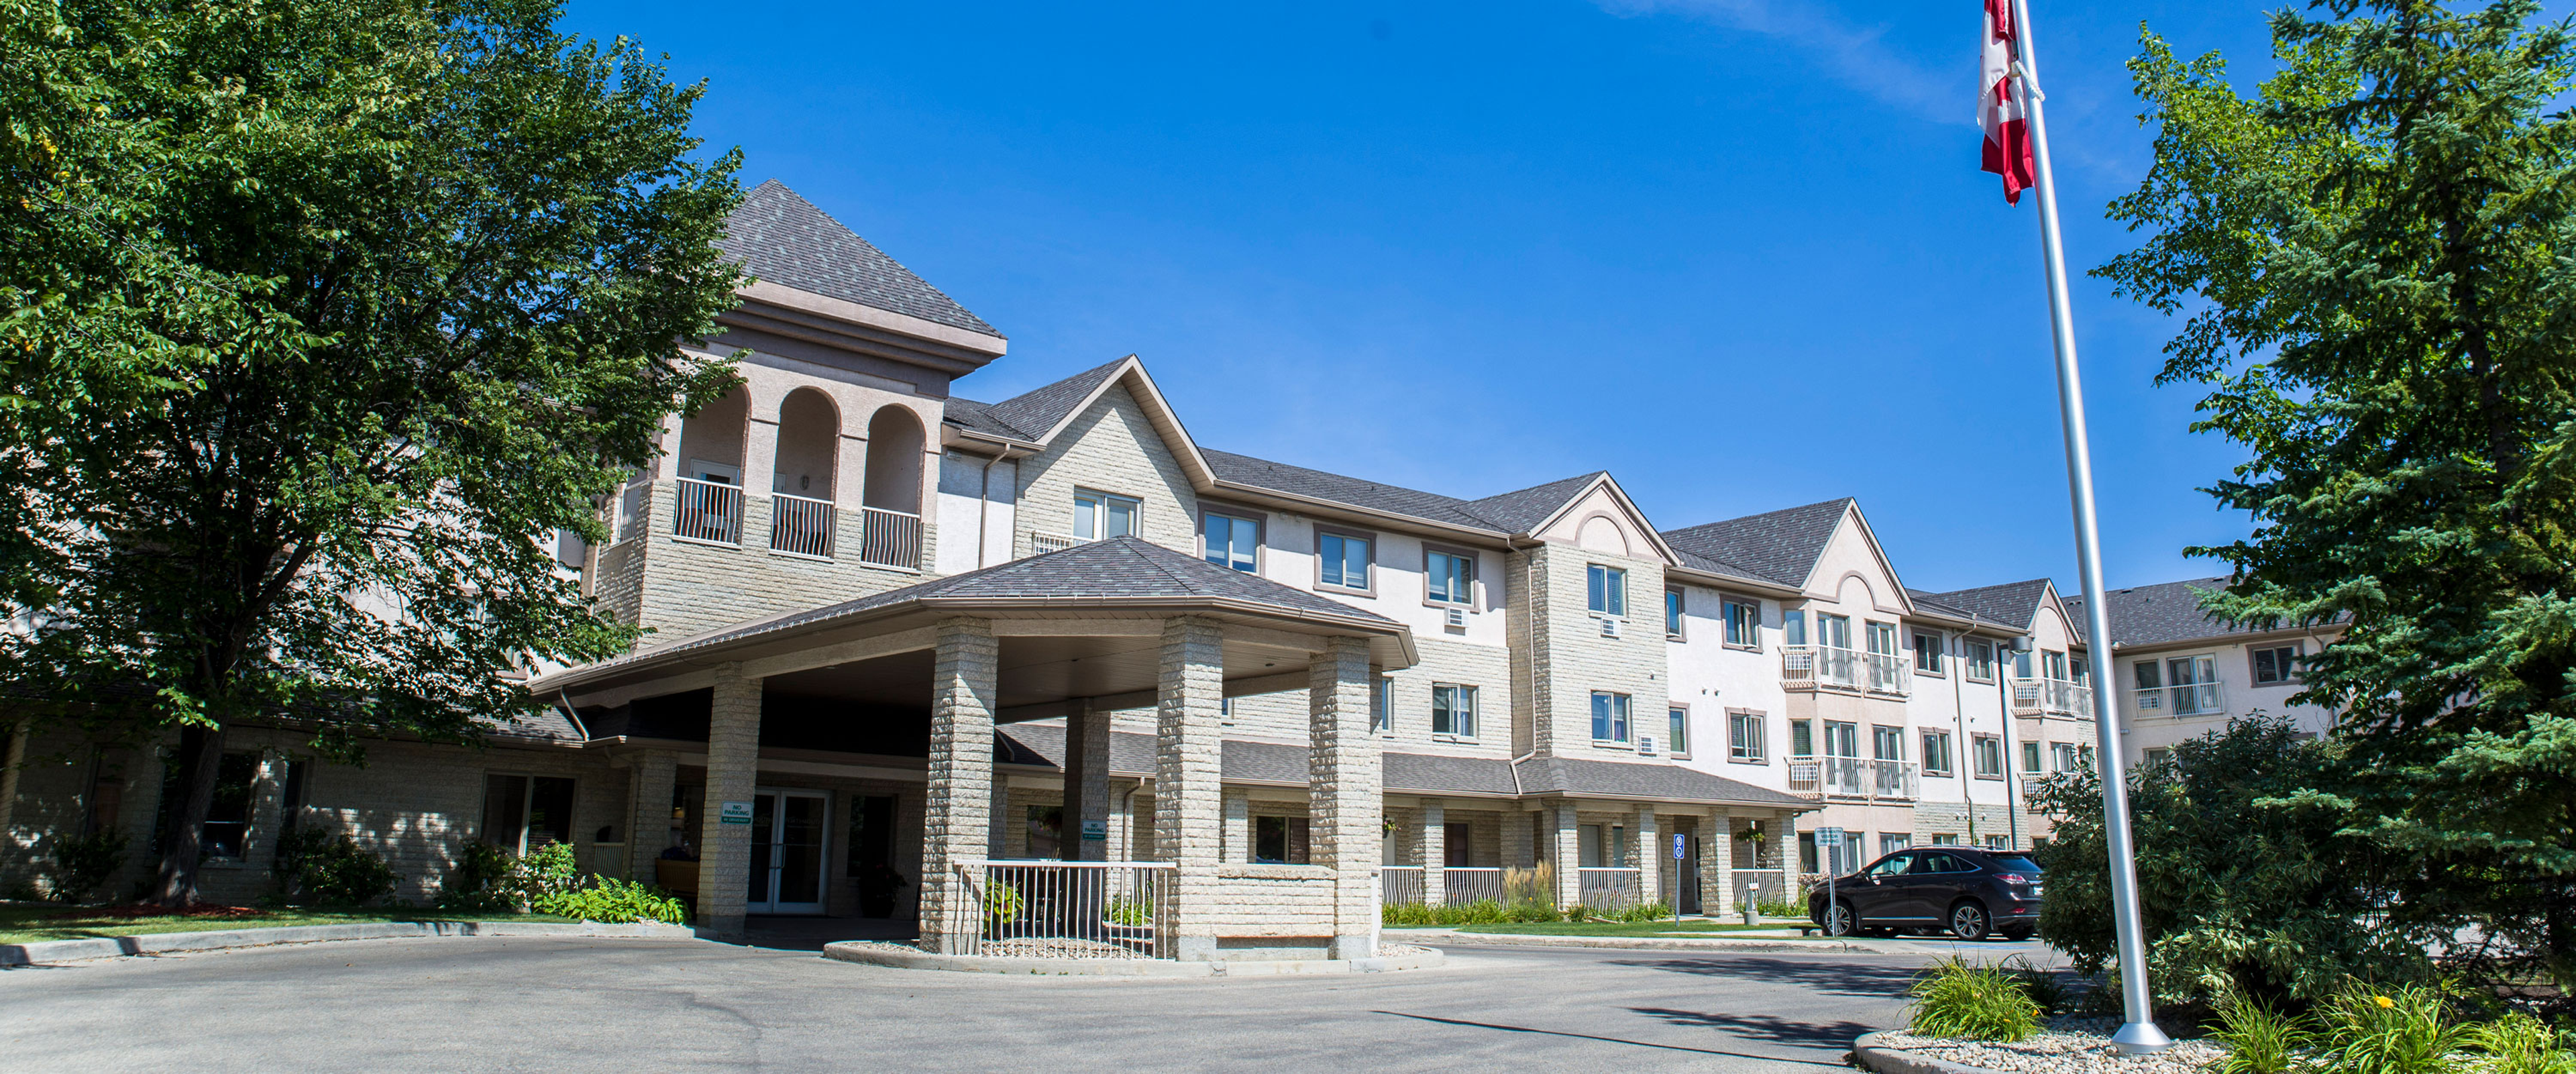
[
  {"left": 718, "top": 180, "right": 1002, "bottom": 339},
  {"left": 971, "top": 357, "right": 1133, "bottom": 442},
  {"left": 1658, "top": 498, "right": 1855, "bottom": 588},
  {"left": 1915, "top": 578, "right": 2055, "bottom": 632},
  {"left": 1462, "top": 472, "right": 1609, "bottom": 533},
  {"left": 945, "top": 355, "right": 1218, "bottom": 486},
  {"left": 1201, "top": 449, "right": 1512, "bottom": 533},
  {"left": 2065, "top": 576, "right": 2347, "bottom": 649}
]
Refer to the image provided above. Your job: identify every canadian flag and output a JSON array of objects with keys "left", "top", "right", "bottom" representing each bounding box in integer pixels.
[{"left": 1980, "top": 0, "right": 2034, "bottom": 205}]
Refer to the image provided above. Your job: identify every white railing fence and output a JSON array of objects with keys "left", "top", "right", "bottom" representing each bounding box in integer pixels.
[
  {"left": 1871, "top": 759, "right": 1920, "bottom": 800},
  {"left": 1788, "top": 755, "right": 1917, "bottom": 800},
  {"left": 673, "top": 478, "right": 742, "bottom": 545},
  {"left": 950, "top": 860, "right": 1173, "bottom": 959},
  {"left": 1787, "top": 757, "right": 1821, "bottom": 793},
  {"left": 1577, "top": 867, "right": 1641, "bottom": 911},
  {"left": 1444, "top": 867, "right": 1505, "bottom": 906},
  {"left": 1028, "top": 530, "right": 1082, "bottom": 556},
  {"left": 1733, "top": 869, "right": 1790, "bottom": 912},
  {"left": 769, "top": 493, "right": 835, "bottom": 559},
  {"left": 1381, "top": 866, "right": 1424, "bottom": 906},
  {"left": 2012, "top": 677, "right": 2096, "bottom": 718},
  {"left": 1864, "top": 651, "right": 1913, "bottom": 696},
  {"left": 1780, "top": 645, "right": 1864, "bottom": 690},
  {"left": 859, "top": 506, "right": 922, "bottom": 571},
  {"left": 2135, "top": 683, "right": 2223, "bottom": 717}
]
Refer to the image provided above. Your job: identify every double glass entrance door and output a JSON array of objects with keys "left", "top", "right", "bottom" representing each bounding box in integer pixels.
[{"left": 745, "top": 790, "right": 827, "bottom": 915}]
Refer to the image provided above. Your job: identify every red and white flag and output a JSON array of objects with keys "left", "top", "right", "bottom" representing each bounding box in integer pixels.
[{"left": 1980, "top": 0, "right": 2034, "bottom": 205}]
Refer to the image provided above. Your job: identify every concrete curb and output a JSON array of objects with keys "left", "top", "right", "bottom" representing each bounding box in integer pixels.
[
  {"left": 820, "top": 942, "right": 1446, "bottom": 977},
  {"left": 1850, "top": 1031, "right": 2012, "bottom": 1074},
  {"left": 1, "top": 920, "right": 696, "bottom": 967}
]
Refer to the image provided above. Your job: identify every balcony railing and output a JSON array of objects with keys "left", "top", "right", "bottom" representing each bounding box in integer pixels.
[
  {"left": 1788, "top": 755, "right": 1919, "bottom": 801},
  {"left": 673, "top": 478, "right": 742, "bottom": 545},
  {"left": 769, "top": 493, "right": 835, "bottom": 559},
  {"left": 2132, "top": 683, "right": 2225, "bottom": 718},
  {"left": 1577, "top": 867, "right": 1641, "bottom": 911},
  {"left": 1445, "top": 867, "right": 1505, "bottom": 906},
  {"left": 1780, "top": 645, "right": 1862, "bottom": 690},
  {"left": 1381, "top": 866, "right": 1424, "bottom": 906},
  {"left": 1864, "top": 651, "right": 1913, "bottom": 696},
  {"left": 2010, "top": 677, "right": 2095, "bottom": 718},
  {"left": 859, "top": 506, "right": 922, "bottom": 571},
  {"left": 948, "top": 859, "right": 1173, "bottom": 959},
  {"left": 1029, "top": 530, "right": 1083, "bottom": 556}
]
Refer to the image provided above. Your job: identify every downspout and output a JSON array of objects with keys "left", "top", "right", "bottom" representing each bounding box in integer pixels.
[
  {"left": 1948, "top": 630, "right": 1974, "bottom": 844},
  {"left": 2000, "top": 637, "right": 2025, "bottom": 852}
]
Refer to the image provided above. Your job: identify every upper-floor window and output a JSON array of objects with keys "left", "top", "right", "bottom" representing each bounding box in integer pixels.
[
  {"left": 1371, "top": 676, "right": 1393, "bottom": 732},
  {"left": 1590, "top": 691, "right": 1631, "bottom": 743},
  {"left": 2011, "top": 648, "right": 2034, "bottom": 679},
  {"left": 1073, "top": 489, "right": 1140, "bottom": 540},
  {"left": 1665, "top": 589, "right": 1685, "bottom": 639},
  {"left": 1865, "top": 621, "right": 1900, "bottom": 657},
  {"left": 1922, "top": 731, "right": 1954, "bottom": 776},
  {"left": 1872, "top": 724, "right": 1904, "bottom": 761},
  {"left": 1782, "top": 608, "right": 1807, "bottom": 647},
  {"left": 1667, "top": 706, "right": 1689, "bottom": 755},
  {"left": 1966, "top": 639, "right": 1997, "bottom": 682},
  {"left": 2071, "top": 655, "right": 2090, "bottom": 686},
  {"left": 1587, "top": 565, "right": 1626, "bottom": 616},
  {"left": 1788, "top": 718, "right": 1814, "bottom": 757},
  {"left": 1723, "top": 596, "right": 1761, "bottom": 649},
  {"left": 2051, "top": 742, "right": 2080, "bottom": 772},
  {"left": 1912, "top": 629, "right": 1945, "bottom": 674},
  {"left": 1817, "top": 612, "right": 1852, "bottom": 650},
  {"left": 1973, "top": 735, "right": 2004, "bottom": 778},
  {"left": 1316, "top": 529, "right": 1373, "bottom": 593},
  {"left": 2022, "top": 740, "right": 2044, "bottom": 774},
  {"left": 1201, "top": 510, "right": 1260, "bottom": 573},
  {"left": 2252, "top": 643, "right": 2302, "bottom": 684},
  {"left": 1432, "top": 684, "right": 1479, "bottom": 738},
  {"left": 1426, "top": 548, "right": 1474, "bottom": 605},
  {"left": 2041, "top": 649, "right": 2071, "bottom": 682},
  {"left": 1728, "top": 710, "right": 1766, "bottom": 762}
]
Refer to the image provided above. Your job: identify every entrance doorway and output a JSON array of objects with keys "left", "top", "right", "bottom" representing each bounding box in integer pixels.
[{"left": 747, "top": 789, "right": 828, "bottom": 914}]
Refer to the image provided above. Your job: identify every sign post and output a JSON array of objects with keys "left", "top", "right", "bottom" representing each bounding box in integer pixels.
[
  {"left": 1672, "top": 833, "right": 1686, "bottom": 923},
  {"left": 1815, "top": 826, "right": 1844, "bottom": 934}
]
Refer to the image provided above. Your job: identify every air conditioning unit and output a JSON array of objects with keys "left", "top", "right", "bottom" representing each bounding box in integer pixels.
[
  {"left": 1635, "top": 735, "right": 1658, "bottom": 756},
  {"left": 1443, "top": 606, "right": 1468, "bottom": 629},
  {"left": 1599, "top": 616, "right": 1622, "bottom": 639}
]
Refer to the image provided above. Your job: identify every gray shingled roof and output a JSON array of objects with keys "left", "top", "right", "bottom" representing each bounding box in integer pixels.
[
  {"left": 1658, "top": 498, "right": 1853, "bottom": 587},
  {"left": 963, "top": 358, "right": 1132, "bottom": 441},
  {"left": 719, "top": 180, "right": 1001, "bottom": 338},
  {"left": 1461, "top": 472, "right": 1609, "bottom": 533},
  {"left": 2068, "top": 576, "right": 2337, "bottom": 649},
  {"left": 1514, "top": 756, "right": 1815, "bottom": 808},
  {"left": 1201, "top": 449, "right": 1517, "bottom": 534},
  {"left": 1914, "top": 578, "right": 2053, "bottom": 631}
]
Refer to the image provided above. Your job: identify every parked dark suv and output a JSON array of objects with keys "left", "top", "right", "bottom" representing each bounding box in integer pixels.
[{"left": 1806, "top": 847, "right": 2042, "bottom": 941}]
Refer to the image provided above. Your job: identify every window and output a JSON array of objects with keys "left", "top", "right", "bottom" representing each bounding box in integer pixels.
[
  {"left": 1866, "top": 621, "right": 1900, "bottom": 659},
  {"left": 1432, "top": 684, "right": 1479, "bottom": 738},
  {"left": 1782, "top": 609, "right": 1807, "bottom": 647},
  {"left": 1880, "top": 833, "right": 1912, "bottom": 855},
  {"left": 480, "top": 773, "right": 576, "bottom": 855},
  {"left": 1667, "top": 706, "right": 1689, "bottom": 755},
  {"left": 1317, "top": 529, "right": 1373, "bottom": 592},
  {"left": 1591, "top": 691, "right": 1631, "bottom": 743},
  {"left": 1723, "top": 596, "right": 1762, "bottom": 649},
  {"left": 2071, "top": 655, "right": 2090, "bottom": 686},
  {"left": 1921, "top": 731, "right": 1954, "bottom": 776},
  {"left": 2042, "top": 649, "right": 2071, "bottom": 682},
  {"left": 1966, "top": 639, "right": 1997, "bottom": 682},
  {"left": 1872, "top": 724, "right": 1904, "bottom": 761},
  {"left": 1913, "top": 630, "right": 1945, "bottom": 674},
  {"left": 1026, "top": 804, "right": 1064, "bottom": 859},
  {"left": 1073, "top": 489, "right": 1140, "bottom": 540},
  {"left": 1371, "top": 676, "right": 1394, "bottom": 732},
  {"left": 1931, "top": 833, "right": 1959, "bottom": 845},
  {"left": 1822, "top": 720, "right": 1859, "bottom": 758},
  {"left": 1723, "top": 710, "right": 1764, "bottom": 762},
  {"left": 159, "top": 751, "right": 261, "bottom": 859},
  {"left": 2144, "top": 747, "right": 2172, "bottom": 769},
  {"left": 1817, "top": 612, "right": 1852, "bottom": 649},
  {"left": 2012, "top": 647, "right": 2034, "bottom": 679},
  {"left": 2253, "top": 643, "right": 2302, "bottom": 684},
  {"left": 1587, "top": 565, "right": 1626, "bottom": 616},
  {"left": 1254, "top": 815, "right": 1311, "bottom": 864},
  {"left": 845, "top": 795, "right": 895, "bottom": 877},
  {"left": 1665, "top": 589, "right": 1685, "bottom": 638},
  {"left": 2051, "top": 742, "right": 2080, "bottom": 773},
  {"left": 1579, "top": 824, "right": 1631, "bottom": 868},
  {"left": 1788, "top": 718, "right": 1815, "bottom": 757},
  {"left": 1984, "top": 835, "right": 2009, "bottom": 851},
  {"left": 1200, "top": 510, "right": 1259, "bottom": 572},
  {"left": 1972, "top": 735, "right": 2004, "bottom": 777},
  {"left": 1220, "top": 696, "right": 1234, "bottom": 724},
  {"left": 1425, "top": 548, "right": 1474, "bottom": 605},
  {"left": 2021, "top": 741, "right": 2043, "bottom": 775}
]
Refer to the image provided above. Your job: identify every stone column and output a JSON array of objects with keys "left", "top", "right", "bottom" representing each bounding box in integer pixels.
[
  {"left": 1222, "top": 788, "right": 1251, "bottom": 863},
  {"left": 1308, "top": 635, "right": 1380, "bottom": 960},
  {"left": 989, "top": 768, "right": 1012, "bottom": 857},
  {"left": 627, "top": 751, "right": 678, "bottom": 882},
  {"left": 1703, "top": 810, "right": 1735, "bottom": 917},
  {"left": 1632, "top": 806, "right": 1661, "bottom": 906},
  {"left": 1155, "top": 616, "right": 1226, "bottom": 961},
  {"left": 918, "top": 618, "right": 997, "bottom": 955},
  {"left": 1063, "top": 699, "right": 1112, "bottom": 861},
  {"left": 1501, "top": 806, "right": 1534, "bottom": 871},
  {"left": 1777, "top": 809, "right": 1803, "bottom": 890},
  {"left": 1416, "top": 799, "right": 1446, "bottom": 907},
  {"left": 1549, "top": 800, "right": 1582, "bottom": 909},
  {"left": 695, "top": 663, "right": 763, "bottom": 939}
]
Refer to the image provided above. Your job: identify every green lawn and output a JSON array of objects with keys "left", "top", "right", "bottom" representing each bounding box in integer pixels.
[
  {"left": 1447, "top": 920, "right": 1819, "bottom": 938},
  {"left": 0, "top": 904, "right": 573, "bottom": 945}
]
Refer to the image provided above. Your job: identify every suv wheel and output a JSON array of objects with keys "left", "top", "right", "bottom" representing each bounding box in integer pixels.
[
  {"left": 1948, "top": 901, "right": 1990, "bottom": 942},
  {"left": 1821, "top": 904, "right": 1857, "bottom": 936}
]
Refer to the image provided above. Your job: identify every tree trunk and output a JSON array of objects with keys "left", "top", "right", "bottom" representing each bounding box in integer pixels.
[{"left": 150, "top": 722, "right": 227, "bottom": 907}]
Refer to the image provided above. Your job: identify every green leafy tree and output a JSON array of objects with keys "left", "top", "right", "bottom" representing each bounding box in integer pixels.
[
  {"left": 2096, "top": 0, "right": 2576, "bottom": 1006},
  {"left": 0, "top": 0, "right": 743, "bottom": 904}
]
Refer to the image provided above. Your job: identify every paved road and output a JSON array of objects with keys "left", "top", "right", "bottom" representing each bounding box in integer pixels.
[{"left": 1, "top": 934, "right": 2050, "bottom": 1072}]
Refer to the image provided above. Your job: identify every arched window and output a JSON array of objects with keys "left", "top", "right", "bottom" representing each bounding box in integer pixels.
[
  {"left": 674, "top": 383, "right": 749, "bottom": 543},
  {"left": 769, "top": 388, "right": 841, "bottom": 557},
  {"left": 858, "top": 407, "right": 926, "bottom": 569}
]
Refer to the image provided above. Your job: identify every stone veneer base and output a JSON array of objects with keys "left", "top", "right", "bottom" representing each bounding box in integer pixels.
[
  {"left": 820, "top": 941, "right": 1444, "bottom": 977},
  {"left": 1, "top": 920, "right": 696, "bottom": 967}
]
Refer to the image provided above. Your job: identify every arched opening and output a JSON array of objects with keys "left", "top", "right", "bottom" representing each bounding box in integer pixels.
[
  {"left": 770, "top": 388, "right": 841, "bottom": 557},
  {"left": 859, "top": 406, "right": 926, "bottom": 569},
  {"left": 674, "top": 383, "right": 749, "bottom": 543}
]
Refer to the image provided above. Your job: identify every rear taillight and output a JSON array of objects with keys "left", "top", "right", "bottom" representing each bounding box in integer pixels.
[{"left": 1999, "top": 873, "right": 2030, "bottom": 885}]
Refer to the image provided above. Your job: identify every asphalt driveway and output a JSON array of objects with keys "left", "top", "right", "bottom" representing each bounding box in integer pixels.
[{"left": 1, "top": 934, "right": 2050, "bottom": 1072}]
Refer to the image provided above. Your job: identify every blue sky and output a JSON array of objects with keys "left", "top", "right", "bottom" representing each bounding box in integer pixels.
[{"left": 563, "top": 0, "right": 2301, "bottom": 596}]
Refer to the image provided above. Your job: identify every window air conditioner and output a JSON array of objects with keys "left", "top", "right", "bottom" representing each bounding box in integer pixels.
[
  {"left": 1599, "top": 617, "right": 1622, "bottom": 639},
  {"left": 1635, "top": 735, "right": 1657, "bottom": 756},
  {"left": 1444, "top": 606, "right": 1468, "bottom": 629}
]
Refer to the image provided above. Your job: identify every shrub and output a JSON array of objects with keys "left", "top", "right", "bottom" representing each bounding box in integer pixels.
[
  {"left": 1907, "top": 957, "right": 2043, "bottom": 1042},
  {"left": 982, "top": 882, "right": 1025, "bottom": 926},
  {"left": 2310, "top": 981, "right": 2466, "bottom": 1074},
  {"left": 1754, "top": 895, "right": 1801, "bottom": 918},
  {"left": 1564, "top": 902, "right": 1593, "bottom": 923},
  {"left": 1505, "top": 898, "right": 1560, "bottom": 923},
  {"left": 1612, "top": 900, "right": 1674, "bottom": 924},
  {"left": 437, "top": 840, "right": 577, "bottom": 912},
  {"left": 272, "top": 828, "right": 398, "bottom": 906},
  {"left": 51, "top": 830, "right": 129, "bottom": 902},
  {"left": 1108, "top": 894, "right": 1154, "bottom": 927},
  {"left": 2466, "top": 1012, "right": 2576, "bottom": 1074},
  {"left": 541, "top": 877, "right": 686, "bottom": 924},
  {"left": 2212, "top": 991, "right": 2312, "bottom": 1074}
]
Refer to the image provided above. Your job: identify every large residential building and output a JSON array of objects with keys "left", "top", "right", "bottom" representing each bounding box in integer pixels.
[
  {"left": 2078, "top": 579, "right": 2345, "bottom": 768},
  {"left": 0, "top": 181, "right": 2109, "bottom": 955}
]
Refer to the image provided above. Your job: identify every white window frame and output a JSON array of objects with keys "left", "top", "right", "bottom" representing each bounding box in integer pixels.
[
  {"left": 1587, "top": 564, "right": 1627, "bottom": 617},
  {"left": 1431, "top": 684, "right": 1479, "bottom": 740},
  {"left": 1721, "top": 595, "right": 1762, "bottom": 650},
  {"left": 1966, "top": 639, "right": 1997, "bottom": 682},
  {"left": 1727, "top": 709, "right": 1766, "bottom": 763},
  {"left": 1912, "top": 629, "right": 1945, "bottom": 675},
  {"left": 1591, "top": 691, "right": 1631, "bottom": 744},
  {"left": 1972, "top": 735, "right": 2004, "bottom": 779},
  {"left": 1073, "top": 488, "right": 1141, "bottom": 540},
  {"left": 1371, "top": 675, "right": 1394, "bottom": 733},
  {"left": 1666, "top": 705, "right": 1689, "bottom": 757},
  {"left": 1921, "top": 730, "right": 1953, "bottom": 776}
]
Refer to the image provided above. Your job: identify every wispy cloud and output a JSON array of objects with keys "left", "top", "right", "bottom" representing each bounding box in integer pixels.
[{"left": 1599, "top": 0, "right": 1963, "bottom": 125}]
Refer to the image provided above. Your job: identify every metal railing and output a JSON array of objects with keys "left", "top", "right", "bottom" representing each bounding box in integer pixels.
[
  {"left": 769, "top": 493, "right": 835, "bottom": 559},
  {"left": 1578, "top": 867, "right": 1641, "bottom": 911},
  {"left": 1788, "top": 755, "right": 1918, "bottom": 800},
  {"left": 2133, "top": 683, "right": 2224, "bottom": 717},
  {"left": 950, "top": 859, "right": 1173, "bottom": 959},
  {"left": 1871, "top": 758, "right": 1920, "bottom": 799},
  {"left": 1779, "top": 645, "right": 1863, "bottom": 690},
  {"left": 1787, "top": 756, "right": 1821, "bottom": 793},
  {"left": 1444, "top": 867, "right": 1505, "bottom": 906},
  {"left": 859, "top": 506, "right": 922, "bottom": 571},
  {"left": 1864, "top": 651, "right": 1913, "bottom": 696},
  {"left": 1733, "top": 869, "right": 1790, "bottom": 912},
  {"left": 673, "top": 478, "right": 742, "bottom": 545},
  {"left": 2011, "top": 677, "right": 2095, "bottom": 718},
  {"left": 1380, "top": 866, "right": 1424, "bottom": 906},
  {"left": 1029, "top": 530, "right": 1083, "bottom": 556}
]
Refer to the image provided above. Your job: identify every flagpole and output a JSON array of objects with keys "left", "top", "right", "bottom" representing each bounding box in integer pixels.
[{"left": 2004, "top": 0, "right": 2171, "bottom": 1054}]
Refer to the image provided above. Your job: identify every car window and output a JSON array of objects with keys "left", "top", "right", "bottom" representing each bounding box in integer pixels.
[
  {"left": 1866, "top": 853, "right": 1913, "bottom": 878},
  {"left": 1921, "top": 852, "right": 1970, "bottom": 873},
  {"left": 1988, "top": 855, "right": 2041, "bottom": 873}
]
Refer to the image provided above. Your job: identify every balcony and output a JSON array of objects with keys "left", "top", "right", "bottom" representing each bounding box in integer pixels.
[
  {"left": 1781, "top": 646, "right": 1911, "bottom": 696},
  {"left": 2131, "top": 682, "right": 2226, "bottom": 718},
  {"left": 1028, "top": 529, "right": 1083, "bottom": 556},
  {"left": 1787, "top": 755, "right": 1919, "bottom": 802},
  {"left": 859, "top": 506, "right": 922, "bottom": 572},
  {"left": 768, "top": 492, "right": 835, "bottom": 559},
  {"left": 2010, "top": 677, "right": 2094, "bottom": 718},
  {"left": 672, "top": 478, "right": 743, "bottom": 545}
]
